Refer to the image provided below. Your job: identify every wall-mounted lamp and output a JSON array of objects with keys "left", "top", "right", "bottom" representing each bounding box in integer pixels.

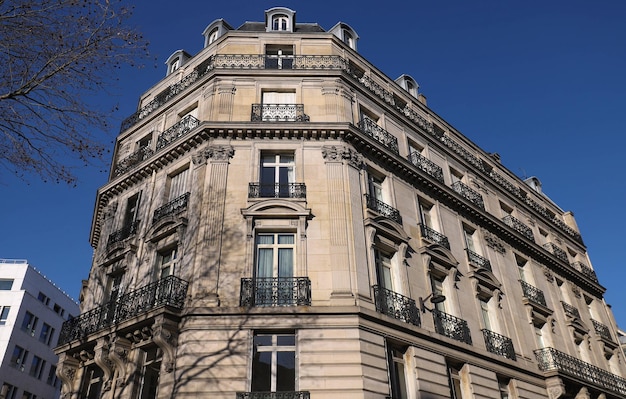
[{"left": 419, "top": 293, "right": 446, "bottom": 313}]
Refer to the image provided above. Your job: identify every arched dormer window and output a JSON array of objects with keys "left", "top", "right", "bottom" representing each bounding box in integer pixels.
[
  {"left": 164, "top": 50, "right": 191, "bottom": 76},
  {"left": 395, "top": 74, "right": 419, "bottom": 98},
  {"left": 265, "top": 7, "right": 296, "bottom": 33},
  {"left": 329, "top": 22, "right": 359, "bottom": 51},
  {"left": 202, "top": 19, "right": 232, "bottom": 48}
]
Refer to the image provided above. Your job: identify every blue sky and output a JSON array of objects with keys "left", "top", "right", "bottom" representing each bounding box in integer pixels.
[{"left": 1, "top": 1, "right": 625, "bottom": 327}]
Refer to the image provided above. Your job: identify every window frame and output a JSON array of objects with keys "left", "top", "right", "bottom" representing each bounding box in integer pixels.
[
  {"left": 0, "top": 279, "right": 14, "bottom": 290},
  {"left": 0, "top": 306, "right": 10, "bottom": 325},
  {"left": 251, "top": 331, "right": 297, "bottom": 392}
]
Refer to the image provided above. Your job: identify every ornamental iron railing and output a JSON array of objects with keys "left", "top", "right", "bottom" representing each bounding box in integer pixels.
[
  {"left": 153, "top": 192, "right": 190, "bottom": 224},
  {"left": 534, "top": 347, "right": 626, "bottom": 397},
  {"left": 156, "top": 115, "right": 200, "bottom": 150},
  {"left": 482, "top": 329, "right": 516, "bottom": 360},
  {"left": 419, "top": 224, "right": 450, "bottom": 249},
  {"left": 209, "top": 54, "right": 347, "bottom": 70},
  {"left": 236, "top": 392, "right": 311, "bottom": 399},
  {"left": 432, "top": 309, "right": 472, "bottom": 345},
  {"left": 519, "top": 280, "right": 547, "bottom": 307},
  {"left": 571, "top": 261, "right": 598, "bottom": 282},
  {"left": 543, "top": 242, "right": 568, "bottom": 262},
  {"left": 107, "top": 220, "right": 140, "bottom": 247},
  {"left": 561, "top": 301, "right": 581, "bottom": 319},
  {"left": 113, "top": 146, "right": 154, "bottom": 177},
  {"left": 466, "top": 249, "right": 492, "bottom": 271},
  {"left": 58, "top": 276, "right": 188, "bottom": 345},
  {"left": 251, "top": 104, "right": 310, "bottom": 122},
  {"left": 372, "top": 285, "right": 420, "bottom": 326},
  {"left": 407, "top": 151, "right": 444, "bottom": 183},
  {"left": 365, "top": 195, "right": 402, "bottom": 224},
  {"left": 248, "top": 183, "right": 307, "bottom": 199},
  {"left": 592, "top": 319, "right": 613, "bottom": 342},
  {"left": 240, "top": 277, "right": 311, "bottom": 307},
  {"left": 451, "top": 181, "right": 484, "bottom": 209},
  {"left": 357, "top": 117, "right": 399, "bottom": 154},
  {"left": 502, "top": 215, "right": 534, "bottom": 241}
]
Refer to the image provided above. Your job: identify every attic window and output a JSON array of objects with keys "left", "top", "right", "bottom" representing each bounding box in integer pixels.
[
  {"left": 208, "top": 28, "right": 219, "bottom": 45},
  {"left": 272, "top": 15, "right": 289, "bottom": 31},
  {"left": 169, "top": 59, "right": 180, "bottom": 74}
]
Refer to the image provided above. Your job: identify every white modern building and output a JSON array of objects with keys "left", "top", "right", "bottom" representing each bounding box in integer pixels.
[{"left": 0, "top": 259, "right": 79, "bottom": 399}]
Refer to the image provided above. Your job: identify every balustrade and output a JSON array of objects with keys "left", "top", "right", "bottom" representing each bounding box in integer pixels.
[
  {"left": 113, "top": 147, "right": 154, "bottom": 177},
  {"left": 571, "top": 261, "right": 598, "bottom": 281},
  {"left": 592, "top": 319, "right": 613, "bottom": 342},
  {"left": 561, "top": 301, "right": 581, "bottom": 319}
]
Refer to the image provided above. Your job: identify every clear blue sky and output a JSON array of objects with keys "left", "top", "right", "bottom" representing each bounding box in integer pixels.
[{"left": 2, "top": 1, "right": 625, "bottom": 327}]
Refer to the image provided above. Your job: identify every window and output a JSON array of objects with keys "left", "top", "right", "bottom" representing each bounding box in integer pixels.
[
  {"left": 21, "top": 392, "right": 36, "bottom": 399},
  {"left": 516, "top": 256, "right": 527, "bottom": 282},
  {"left": 260, "top": 152, "right": 295, "bottom": 197},
  {"left": 498, "top": 377, "right": 512, "bottom": 399},
  {"left": 106, "top": 273, "right": 124, "bottom": 303},
  {"left": 265, "top": 45, "right": 294, "bottom": 69},
  {"left": 0, "top": 279, "right": 14, "bottom": 290},
  {"left": 448, "top": 363, "right": 465, "bottom": 399},
  {"left": 53, "top": 303, "right": 64, "bottom": 317},
  {"left": 39, "top": 323, "right": 55, "bottom": 345},
  {"left": 463, "top": 228, "right": 477, "bottom": 254},
  {"left": 29, "top": 356, "right": 45, "bottom": 379},
  {"left": 124, "top": 192, "right": 141, "bottom": 227},
  {"left": 168, "top": 168, "right": 189, "bottom": 201},
  {"left": 169, "top": 58, "right": 180, "bottom": 74},
  {"left": 21, "top": 311, "right": 38, "bottom": 335},
  {"left": 138, "top": 347, "right": 162, "bottom": 399},
  {"left": 137, "top": 134, "right": 152, "bottom": 160},
  {"left": 343, "top": 30, "right": 355, "bottom": 48},
  {"left": 479, "top": 298, "right": 492, "bottom": 330},
  {"left": 256, "top": 233, "right": 295, "bottom": 279},
  {"left": 419, "top": 200, "right": 436, "bottom": 229},
  {"left": 207, "top": 28, "right": 219, "bottom": 45},
  {"left": 534, "top": 324, "right": 545, "bottom": 348},
  {"left": 430, "top": 276, "right": 446, "bottom": 312},
  {"left": 450, "top": 168, "right": 463, "bottom": 184},
  {"left": 368, "top": 174, "right": 384, "bottom": 201},
  {"left": 10, "top": 345, "right": 28, "bottom": 370},
  {"left": 158, "top": 247, "right": 177, "bottom": 278},
  {"left": 47, "top": 365, "right": 60, "bottom": 388},
  {"left": 2, "top": 383, "right": 18, "bottom": 399},
  {"left": 375, "top": 249, "right": 393, "bottom": 290},
  {"left": 0, "top": 306, "right": 10, "bottom": 325},
  {"left": 387, "top": 344, "right": 409, "bottom": 399},
  {"left": 80, "top": 364, "right": 104, "bottom": 399},
  {"left": 37, "top": 292, "right": 50, "bottom": 305},
  {"left": 272, "top": 15, "right": 289, "bottom": 31},
  {"left": 251, "top": 332, "right": 296, "bottom": 392}
]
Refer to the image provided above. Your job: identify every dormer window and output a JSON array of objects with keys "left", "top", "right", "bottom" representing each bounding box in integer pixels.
[
  {"left": 329, "top": 22, "right": 359, "bottom": 51},
  {"left": 273, "top": 15, "right": 289, "bottom": 31},
  {"left": 164, "top": 50, "right": 191, "bottom": 76},
  {"left": 395, "top": 74, "right": 419, "bottom": 98},
  {"left": 170, "top": 59, "right": 180, "bottom": 74},
  {"left": 202, "top": 19, "right": 232, "bottom": 48},
  {"left": 343, "top": 30, "right": 354, "bottom": 48},
  {"left": 208, "top": 28, "right": 219, "bottom": 45},
  {"left": 265, "top": 7, "right": 296, "bottom": 33}
]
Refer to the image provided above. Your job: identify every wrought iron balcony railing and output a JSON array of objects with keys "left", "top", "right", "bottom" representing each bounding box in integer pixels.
[
  {"left": 365, "top": 195, "right": 402, "bottom": 224},
  {"left": 543, "top": 242, "right": 568, "bottom": 263},
  {"left": 153, "top": 192, "right": 190, "bottom": 224},
  {"left": 248, "top": 183, "right": 307, "bottom": 199},
  {"left": 58, "top": 276, "right": 188, "bottom": 345},
  {"left": 236, "top": 392, "right": 311, "bottom": 399},
  {"left": 419, "top": 224, "right": 450, "bottom": 249},
  {"left": 357, "top": 117, "right": 399, "bottom": 154},
  {"left": 482, "top": 329, "right": 516, "bottom": 360},
  {"left": 407, "top": 151, "right": 444, "bottom": 183},
  {"left": 561, "top": 301, "right": 581, "bottom": 319},
  {"left": 107, "top": 220, "right": 140, "bottom": 247},
  {"left": 210, "top": 54, "right": 348, "bottom": 70},
  {"left": 466, "top": 249, "right": 491, "bottom": 271},
  {"left": 156, "top": 115, "right": 200, "bottom": 150},
  {"left": 240, "top": 277, "right": 311, "bottom": 307},
  {"left": 372, "top": 285, "right": 420, "bottom": 326},
  {"left": 592, "top": 319, "right": 614, "bottom": 342},
  {"left": 251, "top": 104, "right": 310, "bottom": 122},
  {"left": 502, "top": 215, "right": 534, "bottom": 241},
  {"left": 534, "top": 347, "right": 626, "bottom": 397},
  {"left": 432, "top": 309, "right": 472, "bottom": 345},
  {"left": 519, "top": 280, "right": 547, "bottom": 307},
  {"left": 451, "top": 181, "right": 484, "bottom": 209},
  {"left": 113, "top": 146, "right": 154, "bottom": 177},
  {"left": 571, "top": 261, "right": 598, "bottom": 282}
]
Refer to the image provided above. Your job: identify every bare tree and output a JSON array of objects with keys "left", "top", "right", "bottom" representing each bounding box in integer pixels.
[{"left": 0, "top": 0, "right": 149, "bottom": 184}]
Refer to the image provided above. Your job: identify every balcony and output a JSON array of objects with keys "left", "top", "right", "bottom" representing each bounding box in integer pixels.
[
  {"left": 58, "top": 276, "right": 188, "bottom": 345},
  {"left": 107, "top": 220, "right": 140, "bottom": 247},
  {"left": 236, "top": 392, "right": 310, "bottom": 399},
  {"left": 543, "top": 242, "right": 568, "bottom": 262},
  {"left": 419, "top": 224, "right": 450, "bottom": 249},
  {"left": 407, "top": 152, "right": 444, "bottom": 183},
  {"left": 451, "top": 181, "right": 484, "bottom": 209},
  {"left": 519, "top": 280, "right": 547, "bottom": 307},
  {"left": 534, "top": 347, "right": 626, "bottom": 397},
  {"left": 113, "top": 146, "right": 154, "bottom": 177},
  {"left": 372, "top": 285, "right": 420, "bottom": 326},
  {"left": 248, "top": 183, "right": 306, "bottom": 199},
  {"left": 240, "top": 277, "right": 311, "bottom": 307},
  {"left": 432, "top": 309, "right": 472, "bottom": 345},
  {"left": 592, "top": 319, "right": 614, "bottom": 342},
  {"left": 571, "top": 261, "right": 598, "bottom": 282},
  {"left": 502, "top": 215, "right": 534, "bottom": 241},
  {"left": 156, "top": 115, "right": 200, "bottom": 150},
  {"left": 210, "top": 54, "right": 347, "bottom": 71},
  {"left": 465, "top": 249, "right": 491, "bottom": 271},
  {"left": 251, "top": 104, "right": 310, "bottom": 122},
  {"left": 365, "top": 194, "right": 402, "bottom": 224},
  {"left": 482, "top": 329, "right": 516, "bottom": 360},
  {"left": 561, "top": 301, "right": 581, "bottom": 319},
  {"left": 357, "top": 118, "right": 399, "bottom": 154},
  {"left": 153, "top": 192, "right": 190, "bottom": 224}
]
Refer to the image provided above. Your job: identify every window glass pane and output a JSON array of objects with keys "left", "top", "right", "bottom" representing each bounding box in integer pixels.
[
  {"left": 278, "top": 234, "right": 294, "bottom": 245},
  {"left": 278, "top": 249, "right": 293, "bottom": 277},
  {"left": 251, "top": 352, "right": 272, "bottom": 391},
  {"left": 257, "top": 235, "right": 274, "bottom": 245},
  {"left": 254, "top": 335, "right": 273, "bottom": 346},
  {"left": 257, "top": 249, "right": 274, "bottom": 278},
  {"left": 277, "top": 334, "right": 295, "bottom": 346},
  {"left": 0, "top": 279, "right": 14, "bottom": 290},
  {"left": 276, "top": 351, "right": 296, "bottom": 391}
]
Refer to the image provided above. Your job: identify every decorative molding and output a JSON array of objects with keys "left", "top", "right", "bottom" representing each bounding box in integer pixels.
[
  {"left": 484, "top": 231, "right": 506, "bottom": 254},
  {"left": 321, "top": 145, "right": 363, "bottom": 169},
  {"left": 206, "top": 144, "right": 234, "bottom": 162}
]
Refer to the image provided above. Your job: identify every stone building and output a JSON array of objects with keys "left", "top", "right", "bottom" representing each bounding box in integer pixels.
[{"left": 55, "top": 7, "right": 626, "bottom": 399}]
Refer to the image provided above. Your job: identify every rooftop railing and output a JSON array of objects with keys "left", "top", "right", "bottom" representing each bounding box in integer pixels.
[
  {"left": 372, "top": 285, "right": 420, "bottom": 326},
  {"left": 365, "top": 195, "right": 402, "bottom": 224},
  {"left": 58, "top": 276, "right": 188, "bottom": 345}
]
